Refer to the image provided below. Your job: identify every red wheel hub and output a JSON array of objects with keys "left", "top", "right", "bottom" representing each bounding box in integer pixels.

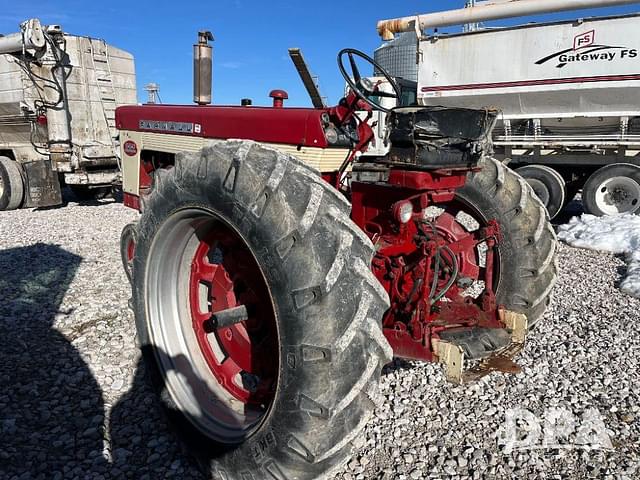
[
  {"left": 432, "top": 210, "right": 482, "bottom": 299},
  {"left": 189, "top": 229, "right": 278, "bottom": 405}
]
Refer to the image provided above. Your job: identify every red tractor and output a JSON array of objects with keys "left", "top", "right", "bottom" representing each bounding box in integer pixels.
[{"left": 116, "top": 34, "right": 556, "bottom": 479}]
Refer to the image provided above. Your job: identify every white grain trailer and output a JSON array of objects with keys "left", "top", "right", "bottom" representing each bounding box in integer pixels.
[
  {"left": 372, "top": 0, "right": 640, "bottom": 217},
  {"left": 0, "top": 19, "right": 136, "bottom": 210}
]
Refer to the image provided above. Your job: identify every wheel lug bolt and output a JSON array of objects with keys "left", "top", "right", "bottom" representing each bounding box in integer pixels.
[{"left": 241, "top": 372, "right": 260, "bottom": 393}]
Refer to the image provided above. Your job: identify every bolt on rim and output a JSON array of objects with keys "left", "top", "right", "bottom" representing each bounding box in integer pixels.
[{"left": 144, "top": 208, "right": 279, "bottom": 443}]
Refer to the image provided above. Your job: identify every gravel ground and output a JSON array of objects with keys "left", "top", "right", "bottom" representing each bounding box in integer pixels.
[{"left": 1, "top": 195, "right": 639, "bottom": 479}]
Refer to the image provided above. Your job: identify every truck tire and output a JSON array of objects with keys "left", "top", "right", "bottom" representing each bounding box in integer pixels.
[
  {"left": 515, "top": 165, "right": 565, "bottom": 220},
  {"left": 130, "top": 141, "right": 392, "bottom": 480},
  {"left": 460, "top": 157, "right": 557, "bottom": 327},
  {"left": 582, "top": 163, "right": 640, "bottom": 216},
  {"left": 0, "top": 156, "right": 24, "bottom": 211}
]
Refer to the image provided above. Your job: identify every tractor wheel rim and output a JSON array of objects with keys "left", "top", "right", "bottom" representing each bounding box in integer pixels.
[
  {"left": 0, "top": 175, "right": 4, "bottom": 198},
  {"left": 595, "top": 176, "right": 640, "bottom": 215},
  {"left": 126, "top": 239, "right": 135, "bottom": 263},
  {"left": 145, "top": 208, "right": 279, "bottom": 443},
  {"left": 125, "top": 231, "right": 136, "bottom": 271},
  {"left": 434, "top": 211, "right": 481, "bottom": 282},
  {"left": 427, "top": 198, "right": 500, "bottom": 301}
]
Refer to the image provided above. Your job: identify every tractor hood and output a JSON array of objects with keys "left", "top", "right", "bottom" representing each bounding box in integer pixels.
[{"left": 116, "top": 104, "right": 331, "bottom": 149}]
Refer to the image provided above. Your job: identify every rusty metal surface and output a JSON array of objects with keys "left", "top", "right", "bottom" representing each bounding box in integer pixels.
[
  {"left": 0, "top": 21, "right": 136, "bottom": 187},
  {"left": 21, "top": 160, "right": 62, "bottom": 208},
  {"left": 435, "top": 309, "right": 528, "bottom": 384}
]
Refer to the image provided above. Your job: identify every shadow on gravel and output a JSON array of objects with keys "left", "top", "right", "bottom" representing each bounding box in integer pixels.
[
  {"left": 383, "top": 358, "right": 418, "bottom": 375},
  {"left": 0, "top": 244, "right": 108, "bottom": 478},
  {"left": 552, "top": 198, "right": 584, "bottom": 228},
  {"left": 61, "top": 187, "right": 119, "bottom": 208},
  {"left": 614, "top": 262, "right": 630, "bottom": 290},
  {"left": 109, "top": 347, "right": 206, "bottom": 478}
]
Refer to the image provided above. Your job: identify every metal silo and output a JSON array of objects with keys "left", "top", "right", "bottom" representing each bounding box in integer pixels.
[{"left": 374, "top": 33, "right": 418, "bottom": 82}]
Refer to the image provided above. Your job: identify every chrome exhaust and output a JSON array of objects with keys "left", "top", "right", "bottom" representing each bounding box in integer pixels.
[{"left": 193, "top": 30, "right": 214, "bottom": 105}]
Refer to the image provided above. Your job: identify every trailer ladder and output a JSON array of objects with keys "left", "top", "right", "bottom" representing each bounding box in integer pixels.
[{"left": 90, "top": 39, "right": 118, "bottom": 134}]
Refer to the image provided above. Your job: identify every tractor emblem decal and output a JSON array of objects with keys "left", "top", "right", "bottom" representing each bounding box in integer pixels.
[
  {"left": 138, "top": 120, "right": 196, "bottom": 134},
  {"left": 123, "top": 140, "right": 138, "bottom": 156}
]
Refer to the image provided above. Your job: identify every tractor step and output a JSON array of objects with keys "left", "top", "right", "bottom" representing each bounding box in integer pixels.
[{"left": 435, "top": 309, "right": 528, "bottom": 384}]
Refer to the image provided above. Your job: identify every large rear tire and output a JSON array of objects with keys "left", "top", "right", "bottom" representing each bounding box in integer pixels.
[
  {"left": 0, "top": 156, "right": 24, "bottom": 211},
  {"left": 460, "top": 157, "right": 558, "bottom": 327},
  {"left": 131, "top": 141, "right": 392, "bottom": 479}
]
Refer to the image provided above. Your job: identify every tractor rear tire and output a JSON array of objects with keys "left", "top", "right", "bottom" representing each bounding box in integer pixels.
[
  {"left": 459, "top": 157, "right": 558, "bottom": 327},
  {"left": 131, "top": 140, "right": 392, "bottom": 480},
  {"left": 0, "top": 156, "right": 24, "bottom": 211}
]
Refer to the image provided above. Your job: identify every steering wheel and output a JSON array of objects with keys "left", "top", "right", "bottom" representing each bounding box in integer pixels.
[{"left": 337, "top": 48, "right": 401, "bottom": 114}]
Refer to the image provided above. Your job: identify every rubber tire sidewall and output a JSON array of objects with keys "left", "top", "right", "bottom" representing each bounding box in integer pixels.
[
  {"left": 119, "top": 222, "right": 138, "bottom": 285},
  {"left": 459, "top": 158, "right": 557, "bottom": 326},
  {"left": 0, "top": 157, "right": 24, "bottom": 211},
  {"left": 131, "top": 143, "right": 390, "bottom": 480},
  {"left": 516, "top": 165, "right": 565, "bottom": 219}
]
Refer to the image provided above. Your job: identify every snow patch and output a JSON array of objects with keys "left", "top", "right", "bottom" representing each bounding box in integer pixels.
[{"left": 557, "top": 214, "right": 640, "bottom": 299}]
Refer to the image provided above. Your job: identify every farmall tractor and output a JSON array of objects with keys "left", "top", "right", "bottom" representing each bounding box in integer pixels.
[{"left": 116, "top": 32, "right": 557, "bottom": 479}]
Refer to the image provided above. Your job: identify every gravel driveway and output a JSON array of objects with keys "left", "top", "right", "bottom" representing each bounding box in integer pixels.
[{"left": 1, "top": 197, "right": 638, "bottom": 479}]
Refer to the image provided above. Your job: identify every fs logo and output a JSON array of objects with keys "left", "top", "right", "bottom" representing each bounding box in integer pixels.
[
  {"left": 536, "top": 29, "right": 637, "bottom": 68},
  {"left": 574, "top": 30, "right": 595, "bottom": 50}
]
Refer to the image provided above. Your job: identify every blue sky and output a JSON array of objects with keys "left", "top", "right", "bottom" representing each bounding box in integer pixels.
[{"left": 2, "top": 1, "right": 638, "bottom": 107}]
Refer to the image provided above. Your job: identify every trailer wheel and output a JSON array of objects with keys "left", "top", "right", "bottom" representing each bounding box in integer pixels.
[
  {"left": 462, "top": 157, "right": 558, "bottom": 327},
  {"left": 515, "top": 165, "right": 565, "bottom": 219},
  {"left": 0, "top": 156, "right": 24, "bottom": 211},
  {"left": 582, "top": 163, "right": 640, "bottom": 216},
  {"left": 130, "top": 141, "right": 392, "bottom": 479}
]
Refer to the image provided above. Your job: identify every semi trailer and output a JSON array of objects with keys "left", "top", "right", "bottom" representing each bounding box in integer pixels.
[
  {"left": 0, "top": 19, "right": 136, "bottom": 211},
  {"left": 370, "top": 0, "right": 640, "bottom": 218}
]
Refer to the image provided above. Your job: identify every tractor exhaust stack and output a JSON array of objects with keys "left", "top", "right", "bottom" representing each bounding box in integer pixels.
[
  {"left": 377, "top": 0, "right": 640, "bottom": 40},
  {"left": 193, "top": 30, "right": 214, "bottom": 105}
]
